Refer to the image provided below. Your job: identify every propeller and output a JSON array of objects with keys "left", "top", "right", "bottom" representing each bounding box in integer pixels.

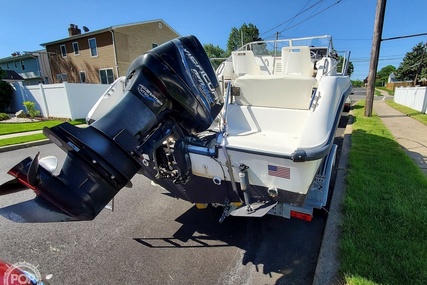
[
  {"left": 27, "top": 152, "right": 40, "bottom": 186},
  {"left": 39, "top": 156, "right": 58, "bottom": 174},
  {"left": 0, "top": 178, "right": 28, "bottom": 196},
  {"left": 0, "top": 153, "right": 58, "bottom": 196}
]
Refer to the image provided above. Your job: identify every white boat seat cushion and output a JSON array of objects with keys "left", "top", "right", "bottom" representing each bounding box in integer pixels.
[
  {"left": 281, "top": 46, "right": 314, "bottom": 77},
  {"left": 231, "top": 50, "right": 261, "bottom": 76},
  {"left": 225, "top": 105, "right": 309, "bottom": 155},
  {"left": 233, "top": 74, "right": 317, "bottom": 109}
]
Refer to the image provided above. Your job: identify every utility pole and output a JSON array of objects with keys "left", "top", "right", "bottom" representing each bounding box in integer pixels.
[{"left": 365, "top": 0, "right": 387, "bottom": 117}]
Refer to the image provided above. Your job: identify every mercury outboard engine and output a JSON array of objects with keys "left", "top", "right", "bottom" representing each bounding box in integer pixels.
[{"left": 1, "top": 36, "right": 223, "bottom": 222}]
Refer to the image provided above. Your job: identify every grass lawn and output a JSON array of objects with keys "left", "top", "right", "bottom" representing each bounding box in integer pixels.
[
  {"left": 0, "top": 119, "right": 85, "bottom": 147},
  {"left": 0, "top": 134, "right": 47, "bottom": 147},
  {"left": 340, "top": 101, "right": 427, "bottom": 284},
  {"left": 376, "top": 86, "right": 394, "bottom": 95},
  {"left": 0, "top": 119, "right": 85, "bottom": 135},
  {"left": 385, "top": 100, "right": 427, "bottom": 126}
]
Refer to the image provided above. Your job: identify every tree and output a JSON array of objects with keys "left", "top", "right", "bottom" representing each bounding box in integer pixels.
[
  {"left": 0, "top": 68, "right": 14, "bottom": 112},
  {"left": 351, "top": 79, "right": 364, "bottom": 87},
  {"left": 337, "top": 56, "right": 354, "bottom": 77},
  {"left": 226, "top": 23, "right": 262, "bottom": 53},
  {"left": 395, "top": 42, "right": 427, "bottom": 82},
  {"left": 203, "top": 44, "right": 228, "bottom": 70},
  {"left": 376, "top": 65, "right": 396, "bottom": 86}
]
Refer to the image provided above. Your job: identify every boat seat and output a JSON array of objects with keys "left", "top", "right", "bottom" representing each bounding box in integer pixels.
[
  {"left": 281, "top": 46, "right": 314, "bottom": 77},
  {"left": 233, "top": 74, "right": 317, "bottom": 110},
  {"left": 225, "top": 104, "right": 309, "bottom": 155},
  {"left": 231, "top": 50, "right": 261, "bottom": 76}
]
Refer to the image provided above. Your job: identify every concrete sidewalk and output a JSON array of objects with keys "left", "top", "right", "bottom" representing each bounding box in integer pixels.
[
  {"left": 0, "top": 130, "right": 49, "bottom": 153},
  {"left": 0, "top": 130, "right": 43, "bottom": 139},
  {"left": 0, "top": 124, "right": 87, "bottom": 153},
  {"left": 374, "top": 93, "right": 427, "bottom": 176}
]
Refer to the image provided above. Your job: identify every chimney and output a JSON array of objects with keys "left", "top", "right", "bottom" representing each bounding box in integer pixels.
[{"left": 68, "top": 24, "right": 81, "bottom": 36}]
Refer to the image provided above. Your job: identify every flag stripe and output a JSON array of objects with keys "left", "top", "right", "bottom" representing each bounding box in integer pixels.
[{"left": 268, "top": 164, "right": 290, "bottom": 179}]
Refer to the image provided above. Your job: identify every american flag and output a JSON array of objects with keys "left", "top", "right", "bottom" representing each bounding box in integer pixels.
[{"left": 268, "top": 164, "right": 291, "bottom": 179}]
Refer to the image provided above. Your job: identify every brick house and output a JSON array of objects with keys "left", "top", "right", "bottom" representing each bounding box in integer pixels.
[{"left": 41, "top": 19, "right": 180, "bottom": 84}]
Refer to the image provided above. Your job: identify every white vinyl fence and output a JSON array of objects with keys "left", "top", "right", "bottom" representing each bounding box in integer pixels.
[
  {"left": 394, "top": 86, "right": 427, "bottom": 114},
  {"left": 11, "top": 82, "right": 110, "bottom": 120}
]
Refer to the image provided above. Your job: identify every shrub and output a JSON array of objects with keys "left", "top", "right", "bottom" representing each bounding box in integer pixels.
[
  {"left": 0, "top": 112, "right": 10, "bottom": 121},
  {"left": 23, "top": 101, "right": 40, "bottom": 119}
]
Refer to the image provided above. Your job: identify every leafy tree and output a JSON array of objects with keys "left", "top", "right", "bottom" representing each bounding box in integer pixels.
[
  {"left": 226, "top": 23, "right": 263, "bottom": 53},
  {"left": 337, "top": 56, "right": 354, "bottom": 77},
  {"left": 351, "top": 79, "right": 364, "bottom": 87},
  {"left": 0, "top": 68, "right": 14, "bottom": 112},
  {"left": 376, "top": 65, "right": 396, "bottom": 86},
  {"left": 203, "top": 44, "right": 228, "bottom": 70},
  {"left": 395, "top": 42, "right": 427, "bottom": 82}
]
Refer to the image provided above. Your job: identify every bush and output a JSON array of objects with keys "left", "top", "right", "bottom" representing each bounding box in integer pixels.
[
  {"left": 23, "top": 101, "right": 40, "bottom": 119},
  {"left": 0, "top": 112, "right": 10, "bottom": 121}
]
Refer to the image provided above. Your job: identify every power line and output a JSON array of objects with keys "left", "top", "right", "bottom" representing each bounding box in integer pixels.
[
  {"left": 260, "top": 0, "right": 325, "bottom": 37},
  {"left": 276, "top": 0, "right": 342, "bottom": 36},
  {"left": 382, "top": 32, "right": 427, "bottom": 41},
  {"left": 261, "top": 0, "right": 343, "bottom": 40}
]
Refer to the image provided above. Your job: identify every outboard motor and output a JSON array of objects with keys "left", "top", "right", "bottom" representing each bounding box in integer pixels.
[{"left": 2, "top": 36, "right": 223, "bottom": 222}]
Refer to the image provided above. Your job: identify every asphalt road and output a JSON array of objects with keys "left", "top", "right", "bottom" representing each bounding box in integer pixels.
[
  {"left": 351, "top": 87, "right": 367, "bottom": 101},
  {"left": 0, "top": 109, "right": 350, "bottom": 284}
]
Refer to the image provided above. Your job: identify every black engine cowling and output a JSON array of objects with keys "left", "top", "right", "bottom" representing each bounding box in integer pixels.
[{"left": 2, "top": 35, "right": 223, "bottom": 222}]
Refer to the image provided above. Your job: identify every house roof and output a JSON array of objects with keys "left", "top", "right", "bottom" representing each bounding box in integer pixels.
[
  {"left": 40, "top": 19, "right": 180, "bottom": 46},
  {"left": 1, "top": 70, "right": 24, "bottom": 81},
  {"left": 0, "top": 50, "right": 46, "bottom": 63}
]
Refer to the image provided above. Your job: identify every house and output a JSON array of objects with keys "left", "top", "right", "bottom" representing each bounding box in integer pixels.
[
  {"left": 0, "top": 50, "right": 53, "bottom": 85},
  {"left": 41, "top": 19, "right": 180, "bottom": 84},
  {"left": 388, "top": 72, "right": 397, "bottom": 83},
  {"left": 1, "top": 70, "right": 25, "bottom": 82}
]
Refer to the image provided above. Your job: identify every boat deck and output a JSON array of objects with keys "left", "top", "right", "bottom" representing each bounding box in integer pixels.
[{"left": 225, "top": 105, "right": 310, "bottom": 156}]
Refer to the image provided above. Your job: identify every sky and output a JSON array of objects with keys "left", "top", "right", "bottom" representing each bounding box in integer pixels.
[{"left": 1, "top": 0, "right": 426, "bottom": 80}]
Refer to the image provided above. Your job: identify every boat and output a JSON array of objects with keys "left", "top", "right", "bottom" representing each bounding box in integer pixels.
[{"left": 0, "top": 35, "right": 352, "bottom": 223}]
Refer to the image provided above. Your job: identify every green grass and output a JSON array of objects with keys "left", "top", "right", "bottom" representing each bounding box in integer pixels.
[
  {"left": 0, "top": 119, "right": 85, "bottom": 135},
  {"left": 0, "top": 119, "right": 85, "bottom": 147},
  {"left": 340, "top": 101, "right": 427, "bottom": 285},
  {"left": 376, "top": 86, "right": 394, "bottom": 95},
  {"left": 0, "top": 134, "right": 47, "bottom": 147},
  {"left": 385, "top": 100, "right": 427, "bottom": 126}
]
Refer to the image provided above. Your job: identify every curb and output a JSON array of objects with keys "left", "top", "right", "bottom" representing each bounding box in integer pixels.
[
  {"left": 312, "top": 110, "right": 354, "bottom": 285},
  {"left": 0, "top": 139, "right": 51, "bottom": 153}
]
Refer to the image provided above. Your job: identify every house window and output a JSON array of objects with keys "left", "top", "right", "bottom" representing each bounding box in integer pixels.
[
  {"left": 72, "top": 42, "right": 80, "bottom": 55},
  {"left": 14, "top": 61, "right": 17, "bottom": 68},
  {"left": 56, "top": 73, "right": 67, "bottom": 82},
  {"left": 6, "top": 62, "right": 9, "bottom": 69},
  {"left": 21, "top": 60, "right": 25, "bottom": 71},
  {"left": 88, "top": 38, "right": 98, "bottom": 57},
  {"left": 99, "top": 68, "right": 114, "bottom": 84},
  {"left": 79, "top": 71, "right": 86, "bottom": 83},
  {"left": 60, "top": 44, "right": 67, "bottom": 57}
]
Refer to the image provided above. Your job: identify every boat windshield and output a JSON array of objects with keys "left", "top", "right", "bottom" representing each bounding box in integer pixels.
[
  {"left": 238, "top": 35, "right": 332, "bottom": 58},
  {"left": 237, "top": 35, "right": 351, "bottom": 75}
]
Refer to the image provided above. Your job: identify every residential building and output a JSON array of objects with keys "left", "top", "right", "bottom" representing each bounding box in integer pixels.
[
  {"left": 41, "top": 19, "right": 180, "bottom": 84},
  {"left": 0, "top": 50, "right": 53, "bottom": 85}
]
